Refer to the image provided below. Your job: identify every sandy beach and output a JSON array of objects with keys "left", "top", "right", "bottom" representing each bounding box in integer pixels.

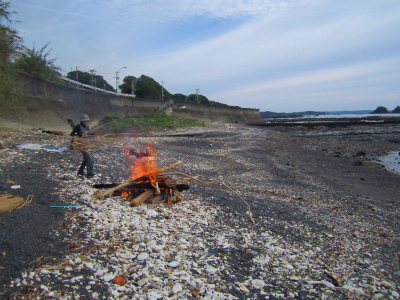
[{"left": 0, "top": 123, "right": 399, "bottom": 299}]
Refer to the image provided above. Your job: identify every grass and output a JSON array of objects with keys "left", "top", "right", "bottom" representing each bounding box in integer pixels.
[{"left": 100, "top": 113, "right": 207, "bottom": 133}]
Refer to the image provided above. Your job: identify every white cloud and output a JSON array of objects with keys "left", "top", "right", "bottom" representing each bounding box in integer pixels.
[{"left": 11, "top": 0, "right": 400, "bottom": 112}]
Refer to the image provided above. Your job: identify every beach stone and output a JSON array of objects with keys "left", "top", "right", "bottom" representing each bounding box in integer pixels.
[{"left": 356, "top": 150, "right": 367, "bottom": 156}]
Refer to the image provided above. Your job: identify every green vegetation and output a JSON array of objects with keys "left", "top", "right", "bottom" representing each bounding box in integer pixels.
[
  {"left": 101, "top": 113, "right": 206, "bottom": 133},
  {"left": 67, "top": 70, "right": 115, "bottom": 91},
  {"left": 14, "top": 43, "right": 61, "bottom": 81},
  {"left": 371, "top": 106, "right": 390, "bottom": 114},
  {"left": 0, "top": 0, "right": 21, "bottom": 105},
  {"left": 1, "top": 1, "right": 62, "bottom": 105},
  {"left": 119, "top": 75, "right": 230, "bottom": 107},
  {"left": 125, "top": 75, "right": 172, "bottom": 100},
  {"left": 392, "top": 106, "right": 400, "bottom": 113}
]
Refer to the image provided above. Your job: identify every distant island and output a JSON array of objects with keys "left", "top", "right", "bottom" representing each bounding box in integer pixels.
[
  {"left": 260, "top": 110, "right": 372, "bottom": 118},
  {"left": 261, "top": 107, "right": 400, "bottom": 118}
]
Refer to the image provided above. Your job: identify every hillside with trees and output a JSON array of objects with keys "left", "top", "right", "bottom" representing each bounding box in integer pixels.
[
  {"left": 67, "top": 70, "right": 114, "bottom": 91},
  {"left": 392, "top": 106, "right": 400, "bottom": 113},
  {"left": 369, "top": 106, "right": 400, "bottom": 114}
]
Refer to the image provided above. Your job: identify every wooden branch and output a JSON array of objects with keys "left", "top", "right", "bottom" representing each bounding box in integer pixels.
[
  {"left": 97, "top": 176, "right": 148, "bottom": 198},
  {"left": 160, "top": 161, "right": 183, "bottom": 172},
  {"left": 95, "top": 182, "right": 190, "bottom": 192},
  {"left": 96, "top": 161, "right": 183, "bottom": 199},
  {"left": 131, "top": 189, "right": 154, "bottom": 207},
  {"left": 162, "top": 171, "right": 256, "bottom": 225}
]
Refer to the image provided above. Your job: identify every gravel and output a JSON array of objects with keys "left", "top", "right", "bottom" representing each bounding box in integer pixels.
[{"left": 0, "top": 123, "right": 399, "bottom": 299}]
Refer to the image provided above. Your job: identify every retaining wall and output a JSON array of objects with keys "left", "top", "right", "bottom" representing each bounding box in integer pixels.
[{"left": 0, "top": 73, "right": 263, "bottom": 131}]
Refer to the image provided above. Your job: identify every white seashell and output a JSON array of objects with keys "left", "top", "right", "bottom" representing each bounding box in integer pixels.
[
  {"left": 84, "top": 262, "right": 94, "bottom": 269},
  {"left": 138, "top": 278, "right": 149, "bottom": 287},
  {"left": 168, "top": 274, "right": 179, "bottom": 280},
  {"left": 380, "top": 280, "right": 395, "bottom": 289},
  {"left": 137, "top": 252, "right": 149, "bottom": 261},
  {"left": 128, "top": 216, "right": 140, "bottom": 227},
  {"left": 320, "top": 280, "right": 336, "bottom": 289},
  {"left": 168, "top": 261, "right": 180, "bottom": 268},
  {"left": 103, "top": 274, "right": 115, "bottom": 282},
  {"left": 284, "top": 264, "right": 294, "bottom": 270},
  {"left": 251, "top": 279, "right": 265, "bottom": 289},
  {"left": 172, "top": 283, "right": 183, "bottom": 294},
  {"left": 205, "top": 265, "right": 218, "bottom": 274},
  {"left": 145, "top": 209, "right": 158, "bottom": 217},
  {"left": 146, "top": 291, "right": 163, "bottom": 300},
  {"left": 341, "top": 285, "right": 365, "bottom": 295}
]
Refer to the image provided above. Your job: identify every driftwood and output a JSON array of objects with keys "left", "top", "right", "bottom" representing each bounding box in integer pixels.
[
  {"left": 95, "top": 182, "right": 190, "bottom": 192},
  {"left": 163, "top": 172, "right": 255, "bottom": 225},
  {"left": 0, "top": 195, "right": 24, "bottom": 215},
  {"left": 95, "top": 159, "right": 255, "bottom": 224},
  {"left": 96, "top": 176, "right": 148, "bottom": 198},
  {"left": 131, "top": 189, "right": 154, "bottom": 207},
  {"left": 97, "top": 161, "right": 183, "bottom": 199}
]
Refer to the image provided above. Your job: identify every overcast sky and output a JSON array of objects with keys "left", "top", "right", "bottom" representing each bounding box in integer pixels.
[{"left": 10, "top": 0, "right": 400, "bottom": 112}]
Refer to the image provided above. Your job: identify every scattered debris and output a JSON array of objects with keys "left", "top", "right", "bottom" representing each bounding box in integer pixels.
[
  {"left": 0, "top": 195, "right": 24, "bottom": 214},
  {"left": 17, "top": 143, "right": 68, "bottom": 153}
]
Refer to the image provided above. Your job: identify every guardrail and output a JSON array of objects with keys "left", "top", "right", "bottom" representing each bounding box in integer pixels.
[{"left": 60, "top": 76, "right": 136, "bottom": 98}]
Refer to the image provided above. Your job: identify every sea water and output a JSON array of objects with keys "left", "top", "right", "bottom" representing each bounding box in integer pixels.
[{"left": 377, "top": 151, "right": 400, "bottom": 176}]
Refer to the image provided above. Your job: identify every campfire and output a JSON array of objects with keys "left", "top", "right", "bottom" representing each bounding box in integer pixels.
[
  {"left": 94, "top": 136, "right": 255, "bottom": 224},
  {"left": 94, "top": 139, "right": 196, "bottom": 208}
]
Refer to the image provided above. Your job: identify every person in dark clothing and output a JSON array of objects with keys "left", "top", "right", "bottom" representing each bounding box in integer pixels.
[{"left": 70, "top": 114, "right": 95, "bottom": 177}]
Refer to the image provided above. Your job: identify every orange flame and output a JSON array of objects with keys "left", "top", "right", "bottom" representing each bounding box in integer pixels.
[{"left": 123, "top": 139, "right": 161, "bottom": 182}]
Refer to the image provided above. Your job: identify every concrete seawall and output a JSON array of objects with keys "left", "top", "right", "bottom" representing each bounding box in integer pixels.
[{"left": 0, "top": 73, "right": 263, "bottom": 131}]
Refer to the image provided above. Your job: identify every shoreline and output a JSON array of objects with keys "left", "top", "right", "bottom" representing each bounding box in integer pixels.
[{"left": 0, "top": 123, "right": 399, "bottom": 299}]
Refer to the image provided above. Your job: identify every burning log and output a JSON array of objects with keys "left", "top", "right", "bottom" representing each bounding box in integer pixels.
[
  {"left": 94, "top": 182, "right": 190, "bottom": 192},
  {"left": 131, "top": 189, "right": 154, "bottom": 207},
  {"left": 96, "top": 176, "right": 148, "bottom": 198},
  {"left": 96, "top": 161, "right": 183, "bottom": 199}
]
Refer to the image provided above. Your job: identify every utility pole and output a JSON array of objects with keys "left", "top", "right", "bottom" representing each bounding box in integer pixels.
[
  {"left": 76, "top": 66, "right": 78, "bottom": 82},
  {"left": 161, "top": 81, "right": 165, "bottom": 100},
  {"left": 114, "top": 66, "right": 126, "bottom": 93},
  {"left": 89, "top": 69, "right": 96, "bottom": 87},
  {"left": 195, "top": 88, "right": 200, "bottom": 104}
]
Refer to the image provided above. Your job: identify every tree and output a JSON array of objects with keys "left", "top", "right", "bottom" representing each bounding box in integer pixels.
[
  {"left": 392, "top": 106, "right": 400, "bottom": 113},
  {"left": 371, "top": 106, "right": 389, "bottom": 114},
  {"left": 119, "top": 75, "right": 137, "bottom": 94},
  {"left": 187, "top": 93, "right": 210, "bottom": 105},
  {"left": 0, "top": 0, "right": 22, "bottom": 104},
  {"left": 14, "top": 43, "right": 61, "bottom": 81},
  {"left": 128, "top": 74, "right": 171, "bottom": 100},
  {"left": 67, "top": 70, "right": 114, "bottom": 91},
  {"left": 171, "top": 93, "right": 187, "bottom": 102}
]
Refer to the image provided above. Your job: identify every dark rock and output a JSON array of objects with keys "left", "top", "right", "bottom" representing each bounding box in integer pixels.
[
  {"left": 356, "top": 150, "right": 367, "bottom": 156},
  {"left": 354, "top": 160, "right": 364, "bottom": 166}
]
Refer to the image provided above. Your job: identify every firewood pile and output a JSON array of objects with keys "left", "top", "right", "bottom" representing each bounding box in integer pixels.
[
  {"left": 95, "top": 161, "right": 193, "bottom": 208},
  {"left": 94, "top": 161, "right": 198, "bottom": 208},
  {"left": 95, "top": 160, "right": 255, "bottom": 224}
]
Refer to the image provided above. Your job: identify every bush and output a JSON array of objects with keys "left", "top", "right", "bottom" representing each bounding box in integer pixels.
[{"left": 100, "top": 113, "right": 206, "bottom": 133}]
